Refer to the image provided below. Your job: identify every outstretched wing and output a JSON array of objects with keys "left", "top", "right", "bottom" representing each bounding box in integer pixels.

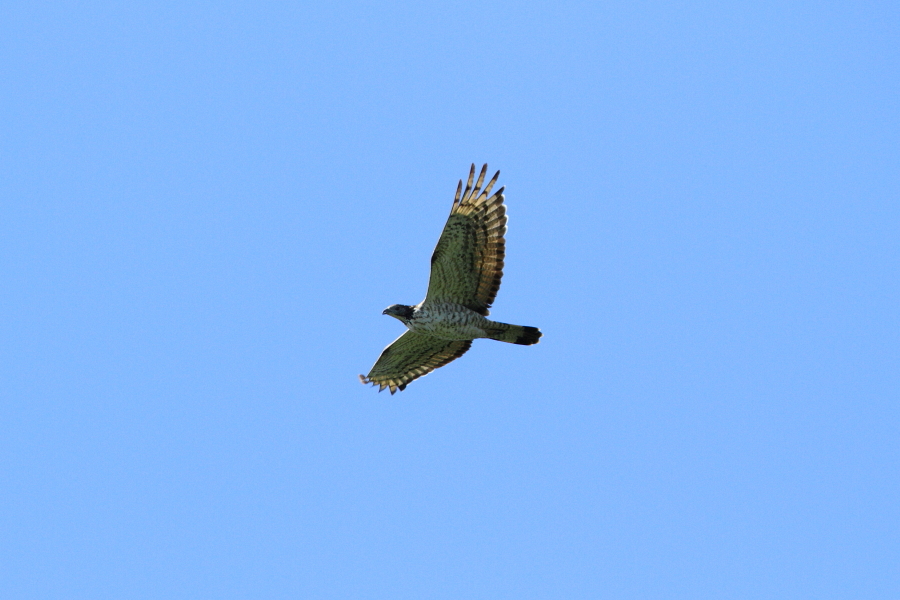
[
  {"left": 425, "top": 164, "right": 507, "bottom": 316},
  {"left": 358, "top": 331, "right": 472, "bottom": 394}
]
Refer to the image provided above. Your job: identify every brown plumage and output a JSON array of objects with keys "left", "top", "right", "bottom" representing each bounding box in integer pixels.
[
  {"left": 426, "top": 164, "right": 507, "bottom": 316},
  {"left": 357, "top": 334, "right": 471, "bottom": 394},
  {"left": 359, "top": 164, "right": 541, "bottom": 394}
]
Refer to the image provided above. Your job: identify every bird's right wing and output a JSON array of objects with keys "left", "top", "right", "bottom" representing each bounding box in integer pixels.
[{"left": 359, "top": 331, "right": 472, "bottom": 394}]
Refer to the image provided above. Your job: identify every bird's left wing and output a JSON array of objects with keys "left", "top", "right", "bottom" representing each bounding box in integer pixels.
[
  {"left": 425, "top": 164, "right": 507, "bottom": 316},
  {"left": 359, "top": 331, "right": 472, "bottom": 394}
]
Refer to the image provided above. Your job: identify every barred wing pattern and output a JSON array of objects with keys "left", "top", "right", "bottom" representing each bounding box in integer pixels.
[
  {"left": 358, "top": 332, "right": 473, "bottom": 395},
  {"left": 425, "top": 164, "right": 507, "bottom": 316}
]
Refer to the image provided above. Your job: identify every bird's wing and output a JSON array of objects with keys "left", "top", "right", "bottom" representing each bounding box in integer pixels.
[
  {"left": 425, "top": 164, "right": 507, "bottom": 316},
  {"left": 358, "top": 331, "right": 472, "bottom": 394}
]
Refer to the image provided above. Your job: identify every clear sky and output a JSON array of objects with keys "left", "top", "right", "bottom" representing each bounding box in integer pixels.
[{"left": 2, "top": 2, "right": 898, "bottom": 598}]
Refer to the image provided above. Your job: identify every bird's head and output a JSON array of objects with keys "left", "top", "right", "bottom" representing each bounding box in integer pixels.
[{"left": 383, "top": 304, "right": 415, "bottom": 323}]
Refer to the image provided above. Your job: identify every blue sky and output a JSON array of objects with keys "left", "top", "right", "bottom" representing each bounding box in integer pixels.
[{"left": 2, "top": 1, "right": 898, "bottom": 598}]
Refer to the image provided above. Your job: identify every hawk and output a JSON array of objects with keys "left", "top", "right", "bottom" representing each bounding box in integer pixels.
[{"left": 359, "top": 164, "right": 542, "bottom": 394}]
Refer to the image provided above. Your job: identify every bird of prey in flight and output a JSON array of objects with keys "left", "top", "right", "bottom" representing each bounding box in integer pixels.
[{"left": 359, "top": 164, "right": 542, "bottom": 394}]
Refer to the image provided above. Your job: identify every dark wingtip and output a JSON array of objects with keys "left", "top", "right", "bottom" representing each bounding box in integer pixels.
[{"left": 514, "top": 326, "right": 542, "bottom": 345}]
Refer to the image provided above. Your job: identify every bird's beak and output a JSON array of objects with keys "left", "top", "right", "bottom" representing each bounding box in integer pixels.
[{"left": 382, "top": 309, "right": 389, "bottom": 315}]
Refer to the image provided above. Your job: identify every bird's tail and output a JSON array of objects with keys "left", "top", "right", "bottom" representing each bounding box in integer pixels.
[{"left": 485, "top": 322, "right": 542, "bottom": 345}]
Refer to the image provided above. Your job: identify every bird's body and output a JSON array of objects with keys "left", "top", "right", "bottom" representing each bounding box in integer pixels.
[
  {"left": 388, "top": 301, "right": 542, "bottom": 344},
  {"left": 359, "top": 164, "right": 542, "bottom": 394},
  {"left": 403, "top": 302, "right": 490, "bottom": 341}
]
